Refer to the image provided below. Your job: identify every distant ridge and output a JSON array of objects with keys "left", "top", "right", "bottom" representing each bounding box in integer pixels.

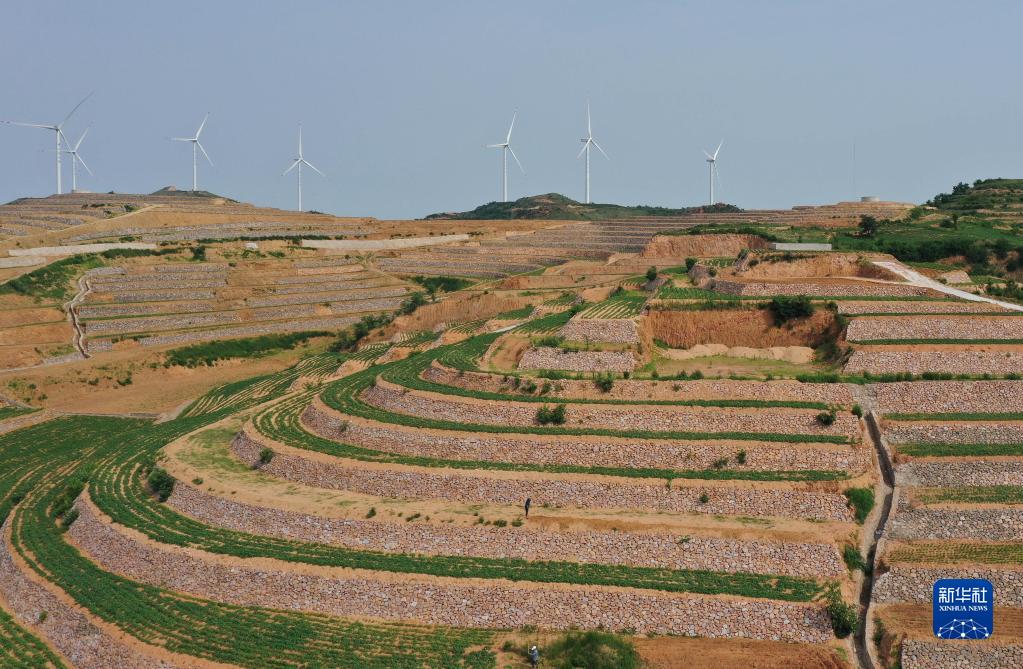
[
  {"left": 151, "top": 186, "right": 237, "bottom": 202},
  {"left": 425, "top": 193, "right": 741, "bottom": 220}
]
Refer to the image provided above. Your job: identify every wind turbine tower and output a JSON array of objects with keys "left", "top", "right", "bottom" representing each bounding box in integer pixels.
[
  {"left": 704, "top": 140, "right": 723, "bottom": 205},
  {"left": 577, "top": 100, "right": 608, "bottom": 204},
  {"left": 282, "top": 124, "right": 325, "bottom": 212},
  {"left": 1, "top": 93, "right": 93, "bottom": 195},
  {"left": 172, "top": 114, "right": 213, "bottom": 191},
  {"left": 63, "top": 128, "right": 94, "bottom": 193},
  {"left": 486, "top": 112, "right": 524, "bottom": 202}
]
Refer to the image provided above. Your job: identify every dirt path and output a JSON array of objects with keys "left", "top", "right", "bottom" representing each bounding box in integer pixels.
[
  {"left": 65, "top": 274, "right": 92, "bottom": 359},
  {"left": 872, "top": 261, "right": 1023, "bottom": 312}
]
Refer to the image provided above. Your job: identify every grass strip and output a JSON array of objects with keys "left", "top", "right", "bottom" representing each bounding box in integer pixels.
[
  {"left": 897, "top": 442, "right": 1023, "bottom": 457},
  {"left": 915, "top": 485, "right": 1023, "bottom": 505}
]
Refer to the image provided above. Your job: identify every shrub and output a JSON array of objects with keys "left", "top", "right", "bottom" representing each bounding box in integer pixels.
[
  {"left": 816, "top": 410, "right": 836, "bottom": 426},
  {"left": 699, "top": 493, "right": 710, "bottom": 504},
  {"left": 146, "top": 467, "right": 175, "bottom": 502},
  {"left": 736, "top": 449, "right": 747, "bottom": 465},
  {"left": 851, "top": 404, "right": 863, "bottom": 418},
  {"left": 844, "top": 487, "right": 875, "bottom": 523},
  {"left": 685, "top": 257, "right": 698, "bottom": 272},
  {"left": 258, "top": 447, "right": 275, "bottom": 466},
  {"left": 543, "top": 631, "right": 641, "bottom": 669},
  {"left": 645, "top": 266, "right": 658, "bottom": 282},
  {"left": 593, "top": 372, "right": 615, "bottom": 393},
  {"left": 190, "top": 245, "right": 207, "bottom": 261},
  {"left": 827, "top": 592, "right": 858, "bottom": 638},
  {"left": 768, "top": 295, "right": 814, "bottom": 324},
  {"left": 365, "top": 507, "right": 376, "bottom": 519},
  {"left": 535, "top": 404, "right": 567, "bottom": 425},
  {"left": 711, "top": 458, "right": 729, "bottom": 469},
  {"left": 843, "top": 544, "right": 867, "bottom": 573}
]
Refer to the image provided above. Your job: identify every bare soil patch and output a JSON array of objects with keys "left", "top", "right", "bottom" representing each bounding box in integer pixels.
[{"left": 644, "top": 308, "right": 836, "bottom": 349}]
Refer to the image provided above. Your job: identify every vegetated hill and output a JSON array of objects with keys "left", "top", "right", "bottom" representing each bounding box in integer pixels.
[
  {"left": 150, "top": 186, "right": 238, "bottom": 202},
  {"left": 928, "top": 178, "right": 1023, "bottom": 211},
  {"left": 425, "top": 193, "right": 741, "bottom": 220}
]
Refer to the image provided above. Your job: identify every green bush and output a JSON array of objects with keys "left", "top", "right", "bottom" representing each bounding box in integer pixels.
[
  {"left": 258, "top": 448, "right": 275, "bottom": 466},
  {"left": 843, "top": 544, "right": 867, "bottom": 573},
  {"left": 826, "top": 590, "right": 858, "bottom": 638},
  {"left": 816, "top": 410, "right": 836, "bottom": 426},
  {"left": 768, "top": 295, "right": 815, "bottom": 324},
  {"left": 645, "top": 266, "right": 658, "bottom": 282},
  {"left": 543, "top": 631, "right": 641, "bottom": 669},
  {"left": 844, "top": 487, "right": 875, "bottom": 523},
  {"left": 146, "top": 467, "right": 175, "bottom": 502},
  {"left": 166, "top": 331, "right": 329, "bottom": 367},
  {"left": 593, "top": 372, "right": 614, "bottom": 393},
  {"left": 851, "top": 404, "right": 863, "bottom": 417},
  {"left": 410, "top": 275, "right": 472, "bottom": 294},
  {"left": 535, "top": 404, "right": 567, "bottom": 425},
  {"left": 685, "top": 257, "right": 698, "bottom": 271}
]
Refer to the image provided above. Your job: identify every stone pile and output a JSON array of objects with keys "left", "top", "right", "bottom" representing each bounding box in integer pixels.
[
  {"left": 169, "top": 483, "right": 843, "bottom": 577},
  {"left": 518, "top": 347, "right": 636, "bottom": 373},
  {"left": 900, "top": 640, "right": 1023, "bottom": 669},
  {"left": 886, "top": 422, "right": 1023, "bottom": 445},
  {"left": 845, "top": 350, "right": 1023, "bottom": 375},
  {"left": 898, "top": 461, "right": 1023, "bottom": 488},
  {"left": 887, "top": 496, "right": 1023, "bottom": 541},
  {"left": 837, "top": 301, "right": 1008, "bottom": 315},
  {"left": 873, "top": 566, "right": 1023, "bottom": 607},
  {"left": 874, "top": 381, "right": 1023, "bottom": 414},
  {"left": 424, "top": 362, "right": 854, "bottom": 404},
  {"left": 362, "top": 381, "right": 859, "bottom": 439},
  {"left": 233, "top": 430, "right": 854, "bottom": 521},
  {"left": 847, "top": 316, "right": 1023, "bottom": 341},
  {"left": 557, "top": 318, "right": 640, "bottom": 344},
  {"left": 68, "top": 500, "right": 833, "bottom": 642},
  {"left": 303, "top": 403, "right": 870, "bottom": 474}
]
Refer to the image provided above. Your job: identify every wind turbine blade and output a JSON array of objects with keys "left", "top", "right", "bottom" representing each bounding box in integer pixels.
[
  {"left": 282, "top": 159, "right": 300, "bottom": 176},
  {"left": 57, "top": 128, "right": 71, "bottom": 151},
  {"left": 59, "top": 92, "right": 93, "bottom": 128},
  {"left": 577, "top": 142, "right": 589, "bottom": 159},
  {"left": 592, "top": 139, "right": 609, "bottom": 159},
  {"left": 713, "top": 139, "right": 723, "bottom": 159},
  {"left": 76, "top": 153, "right": 94, "bottom": 176},
  {"left": 74, "top": 127, "right": 90, "bottom": 151},
  {"left": 485, "top": 143, "right": 505, "bottom": 149},
  {"left": 3, "top": 121, "right": 54, "bottom": 129},
  {"left": 298, "top": 124, "right": 304, "bottom": 157},
  {"left": 171, "top": 137, "right": 191, "bottom": 142},
  {"left": 703, "top": 150, "right": 714, "bottom": 160},
  {"left": 195, "top": 113, "right": 209, "bottom": 139},
  {"left": 506, "top": 111, "right": 517, "bottom": 143},
  {"left": 587, "top": 99, "right": 591, "bottom": 137},
  {"left": 508, "top": 146, "right": 525, "bottom": 174},
  {"left": 196, "top": 141, "right": 213, "bottom": 166},
  {"left": 302, "top": 159, "right": 325, "bottom": 177}
]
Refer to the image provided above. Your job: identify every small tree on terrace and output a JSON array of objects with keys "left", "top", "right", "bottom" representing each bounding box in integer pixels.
[{"left": 858, "top": 215, "right": 878, "bottom": 238}]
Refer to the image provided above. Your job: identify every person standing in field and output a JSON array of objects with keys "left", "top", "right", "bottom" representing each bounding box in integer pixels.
[
  {"left": 528, "top": 645, "right": 540, "bottom": 667},
  {"left": 524, "top": 497, "right": 531, "bottom": 518}
]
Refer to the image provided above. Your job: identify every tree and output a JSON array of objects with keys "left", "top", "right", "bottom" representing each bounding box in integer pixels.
[
  {"left": 858, "top": 215, "right": 878, "bottom": 238},
  {"left": 645, "top": 266, "right": 658, "bottom": 282}
]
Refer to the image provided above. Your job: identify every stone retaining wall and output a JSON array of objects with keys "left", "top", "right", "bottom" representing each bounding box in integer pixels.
[
  {"left": 84, "top": 311, "right": 241, "bottom": 335},
  {"left": 138, "top": 317, "right": 359, "bottom": 347},
  {"left": 518, "top": 347, "right": 636, "bottom": 373},
  {"left": 873, "top": 566, "right": 1023, "bottom": 607},
  {"left": 898, "top": 461, "right": 1023, "bottom": 488},
  {"left": 0, "top": 522, "right": 179, "bottom": 668},
  {"left": 79, "top": 302, "right": 216, "bottom": 318},
  {"left": 874, "top": 381, "right": 1023, "bottom": 414},
  {"left": 885, "top": 422, "right": 1023, "bottom": 445},
  {"left": 168, "top": 482, "right": 842, "bottom": 578},
  {"left": 837, "top": 301, "right": 1006, "bottom": 315},
  {"left": 712, "top": 280, "right": 934, "bottom": 298},
  {"left": 94, "top": 289, "right": 218, "bottom": 303},
  {"left": 234, "top": 430, "right": 854, "bottom": 521},
  {"left": 362, "top": 380, "right": 859, "bottom": 440},
  {"left": 847, "top": 316, "right": 1023, "bottom": 341},
  {"left": 887, "top": 496, "right": 1023, "bottom": 541},
  {"left": 845, "top": 351, "right": 1023, "bottom": 375},
  {"left": 303, "top": 401, "right": 869, "bottom": 474},
  {"left": 424, "top": 362, "right": 854, "bottom": 404},
  {"left": 900, "top": 640, "right": 1023, "bottom": 669},
  {"left": 68, "top": 499, "right": 833, "bottom": 642},
  {"left": 246, "top": 286, "right": 408, "bottom": 308},
  {"left": 557, "top": 318, "right": 640, "bottom": 344}
]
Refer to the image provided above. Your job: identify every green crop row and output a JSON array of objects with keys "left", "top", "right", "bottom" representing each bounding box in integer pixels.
[
  {"left": 0, "top": 605, "right": 68, "bottom": 668},
  {"left": 0, "top": 406, "right": 37, "bottom": 422},
  {"left": 916, "top": 485, "right": 1023, "bottom": 505},
  {"left": 888, "top": 541, "right": 1023, "bottom": 565}
]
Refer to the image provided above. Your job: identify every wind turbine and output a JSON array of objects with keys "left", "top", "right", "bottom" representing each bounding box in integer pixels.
[
  {"left": 63, "top": 128, "right": 93, "bottom": 193},
  {"left": 172, "top": 113, "right": 212, "bottom": 191},
  {"left": 1, "top": 93, "right": 93, "bottom": 195},
  {"left": 703, "top": 140, "right": 723, "bottom": 205},
  {"left": 577, "top": 100, "right": 608, "bottom": 204},
  {"left": 282, "top": 124, "right": 325, "bottom": 212},
  {"left": 486, "top": 112, "right": 524, "bottom": 202}
]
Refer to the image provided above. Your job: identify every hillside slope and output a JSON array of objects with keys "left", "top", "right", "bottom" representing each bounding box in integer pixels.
[{"left": 426, "top": 193, "right": 741, "bottom": 220}]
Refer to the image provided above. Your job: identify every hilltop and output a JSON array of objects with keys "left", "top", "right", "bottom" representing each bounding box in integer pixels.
[
  {"left": 425, "top": 193, "right": 742, "bottom": 220},
  {"left": 928, "top": 178, "right": 1023, "bottom": 211}
]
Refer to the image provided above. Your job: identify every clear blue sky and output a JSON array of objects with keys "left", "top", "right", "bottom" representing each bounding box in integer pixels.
[{"left": 2, "top": 1, "right": 1021, "bottom": 218}]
